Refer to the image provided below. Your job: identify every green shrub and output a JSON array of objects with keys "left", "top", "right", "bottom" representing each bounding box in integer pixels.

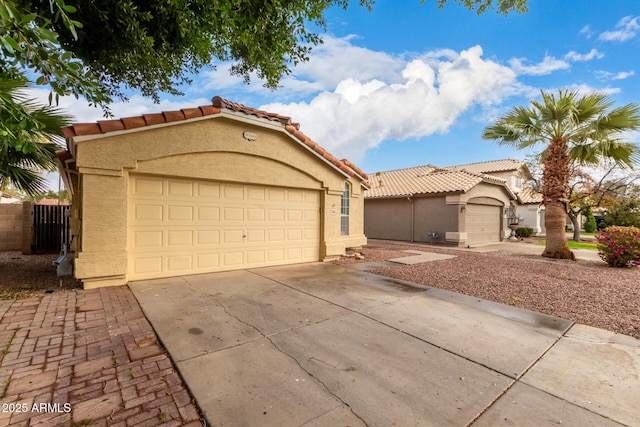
[
  {"left": 515, "top": 227, "right": 534, "bottom": 238},
  {"left": 596, "top": 226, "right": 640, "bottom": 267},
  {"left": 582, "top": 209, "right": 598, "bottom": 233}
]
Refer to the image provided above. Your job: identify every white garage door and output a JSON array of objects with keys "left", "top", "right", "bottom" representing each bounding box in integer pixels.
[
  {"left": 466, "top": 204, "right": 501, "bottom": 245},
  {"left": 128, "top": 175, "right": 320, "bottom": 280}
]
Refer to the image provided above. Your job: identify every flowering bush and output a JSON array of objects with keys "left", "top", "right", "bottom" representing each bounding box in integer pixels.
[{"left": 596, "top": 226, "right": 640, "bottom": 267}]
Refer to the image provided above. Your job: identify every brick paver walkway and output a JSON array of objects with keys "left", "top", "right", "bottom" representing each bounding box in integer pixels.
[{"left": 0, "top": 286, "right": 202, "bottom": 426}]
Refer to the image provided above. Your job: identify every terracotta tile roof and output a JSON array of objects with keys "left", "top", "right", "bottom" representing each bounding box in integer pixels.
[
  {"left": 446, "top": 158, "right": 524, "bottom": 174},
  {"left": 59, "top": 96, "right": 367, "bottom": 183},
  {"left": 517, "top": 186, "right": 543, "bottom": 204},
  {"left": 365, "top": 164, "right": 511, "bottom": 199}
]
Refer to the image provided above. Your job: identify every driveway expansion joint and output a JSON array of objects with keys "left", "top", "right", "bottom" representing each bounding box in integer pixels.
[{"left": 468, "top": 320, "right": 577, "bottom": 426}]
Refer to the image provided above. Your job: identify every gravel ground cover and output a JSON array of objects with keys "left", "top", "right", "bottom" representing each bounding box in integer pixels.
[
  {"left": 336, "top": 242, "right": 640, "bottom": 340},
  {"left": 0, "top": 251, "right": 81, "bottom": 300}
]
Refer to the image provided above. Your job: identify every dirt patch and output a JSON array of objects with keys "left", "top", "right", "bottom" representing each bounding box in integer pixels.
[
  {"left": 334, "top": 242, "right": 640, "bottom": 340},
  {"left": 0, "top": 251, "right": 82, "bottom": 300}
]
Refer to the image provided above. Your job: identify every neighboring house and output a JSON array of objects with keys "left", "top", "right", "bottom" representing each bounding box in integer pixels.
[
  {"left": 446, "top": 159, "right": 546, "bottom": 235},
  {"left": 0, "top": 191, "right": 23, "bottom": 204},
  {"left": 515, "top": 187, "right": 545, "bottom": 235},
  {"left": 365, "top": 165, "right": 516, "bottom": 247},
  {"left": 57, "top": 96, "right": 368, "bottom": 288}
]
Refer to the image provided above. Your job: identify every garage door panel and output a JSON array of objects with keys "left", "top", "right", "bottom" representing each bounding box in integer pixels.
[
  {"left": 133, "top": 257, "right": 163, "bottom": 275},
  {"left": 135, "top": 177, "right": 164, "bottom": 195},
  {"left": 268, "top": 229, "right": 285, "bottom": 242},
  {"left": 223, "top": 252, "right": 244, "bottom": 266},
  {"left": 268, "top": 249, "right": 285, "bottom": 262},
  {"left": 167, "top": 205, "right": 193, "bottom": 222},
  {"left": 223, "top": 230, "right": 244, "bottom": 244},
  {"left": 167, "top": 255, "right": 192, "bottom": 272},
  {"left": 197, "top": 207, "right": 220, "bottom": 221},
  {"left": 167, "top": 230, "right": 193, "bottom": 246},
  {"left": 134, "top": 231, "right": 163, "bottom": 247},
  {"left": 196, "top": 253, "right": 219, "bottom": 269},
  {"left": 247, "top": 187, "right": 266, "bottom": 201},
  {"left": 246, "top": 229, "right": 265, "bottom": 242},
  {"left": 129, "top": 175, "right": 320, "bottom": 280},
  {"left": 197, "top": 183, "right": 220, "bottom": 198},
  {"left": 246, "top": 250, "right": 265, "bottom": 264},
  {"left": 197, "top": 230, "right": 220, "bottom": 245},
  {"left": 224, "top": 185, "right": 244, "bottom": 199},
  {"left": 269, "top": 189, "right": 285, "bottom": 201},
  {"left": 268, "top": 209, "right": 285, "bottom": 221},
  {"left": 168, "top": 180, "right": 193, "bottom": 197},
  {"left": 247, "top": 208, "right": 265, "bottom": 221},
  {"left": 135, "top": 204, "right": 163, "bottom": 221}
]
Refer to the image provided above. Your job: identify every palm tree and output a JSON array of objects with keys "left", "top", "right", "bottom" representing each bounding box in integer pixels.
[
  {"left": 0, "top": 74, "right": 70, "bottom": 196},
  {"left": 482, "top": 89, "right": 640, "bottom": 259}
]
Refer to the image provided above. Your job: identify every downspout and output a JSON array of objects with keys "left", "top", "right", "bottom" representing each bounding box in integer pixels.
[{"left": 407, "top": 195, "right": 415, "bottom": 243}]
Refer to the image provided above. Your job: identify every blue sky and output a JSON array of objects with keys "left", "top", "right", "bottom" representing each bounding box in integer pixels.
[{"left": 40, "top": 0, "right": 640, "bottom": 188}]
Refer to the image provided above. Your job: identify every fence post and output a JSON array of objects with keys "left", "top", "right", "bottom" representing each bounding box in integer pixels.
[{"left": 22, "top": 201, "right": 33, "bottom": 254}]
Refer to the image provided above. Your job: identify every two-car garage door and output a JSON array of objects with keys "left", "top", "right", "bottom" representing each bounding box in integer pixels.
[{"left": 128, "top": 175, "right": 320, "bottom": 280}]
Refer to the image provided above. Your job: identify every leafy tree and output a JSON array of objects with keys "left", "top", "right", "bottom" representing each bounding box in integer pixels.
[
  {"left": 524, "top": 157, "right": 640, "bottom": 241},
  {"left": 603, "top": 197, "right": 640, "bottom": 228},
  {"left": 11, "top": 0, "right": 528, "bottom": 102},
  {"left": 0, "top": 0, "right": 110, "bottom": 108},
  {"left": 483, "top": 89, "right": 640, "bottom": 260}
]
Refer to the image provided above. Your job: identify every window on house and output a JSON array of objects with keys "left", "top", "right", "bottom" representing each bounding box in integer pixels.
[
  {"left": 341, "top": 182, "right": 350, "bottom": 236},
  {"left": 515, "top": 176, "right": 522, "bottom": 188}
]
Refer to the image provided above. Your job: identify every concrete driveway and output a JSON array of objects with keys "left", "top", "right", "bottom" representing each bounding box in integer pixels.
[{"left": 130, "top": 263, "right": 640, "bottom": 426}]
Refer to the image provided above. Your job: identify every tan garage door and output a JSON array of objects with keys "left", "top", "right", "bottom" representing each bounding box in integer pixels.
[
  {"left": 466, "top": 204, "right": 501, "bottom": 245},
  {"left": 128, "top": 175, "right": 320, "bottom": 280}
]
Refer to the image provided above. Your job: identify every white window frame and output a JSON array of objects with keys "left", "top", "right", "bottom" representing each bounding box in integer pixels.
[{"left": 341, "top": 182, "right": 350, "bottom": 236}]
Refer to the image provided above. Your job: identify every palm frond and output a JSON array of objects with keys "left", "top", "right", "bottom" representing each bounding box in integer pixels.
[{"left": 0, "top": 73, "right": 71, "bottom": 196}]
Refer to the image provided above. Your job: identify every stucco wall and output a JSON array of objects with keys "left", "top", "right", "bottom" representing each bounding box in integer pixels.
[
  {"left": 413, "top": 196, "right": 458, "bottom": 244},
  {"left": 364, "top": 198, "right": 413, "bottom": 241},
  {"left": 71, "top": 115, "right": 366, "bottom": 287}
]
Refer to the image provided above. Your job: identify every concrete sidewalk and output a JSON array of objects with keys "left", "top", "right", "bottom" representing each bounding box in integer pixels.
[{"left": 131, "top": 263, "right": 640, "bottom": 426}]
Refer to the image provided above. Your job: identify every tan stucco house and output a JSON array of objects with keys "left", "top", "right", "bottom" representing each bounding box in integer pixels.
[
  {"left": 57, "top": 96, "right": 368, "bottom": 288},
  {"left": 365, "top": 164, "right": 516, "bottom": 246},
  {"left": 447, "top": 159, "right": 545, "bottom": 235}
]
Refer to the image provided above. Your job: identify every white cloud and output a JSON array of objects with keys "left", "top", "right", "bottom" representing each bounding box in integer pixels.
[
  {"left": 260, "top": 45, "right": 522, "bottom": 162},
  {"left": 595, "top": 70, "right": 635, "bottom": 81},
  {"left": 509, "top": 49, "right": 604, "bottom": 76},
  {"left": 200, "top": 35, "right": 402, "bottom": 99},
  {"left": 509, "top": 55, "right": 570, "bottom": 76},
  {"left": 580, "top": 25, "right": 593, "bottom": 38},
  {"left": 599, "top": 16, "right": 640, "bottom": 42},
  {"left": 564, "top": 49, "right": 604, "bottom": 62}
]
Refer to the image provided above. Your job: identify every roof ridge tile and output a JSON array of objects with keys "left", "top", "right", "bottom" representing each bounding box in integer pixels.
[{"left": 59, "top": 95, "right": 366, "bottom": 184}]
